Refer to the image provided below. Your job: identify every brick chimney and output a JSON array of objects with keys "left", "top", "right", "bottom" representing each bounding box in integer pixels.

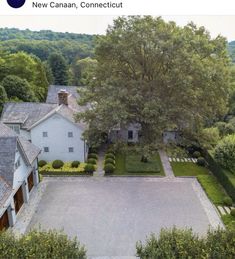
[{"left": 58, "top": 89, "right": 68, "bottom": 106}]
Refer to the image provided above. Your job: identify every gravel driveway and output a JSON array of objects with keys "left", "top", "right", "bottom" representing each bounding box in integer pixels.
[{"left": 26, "top": 177, "right": 223, "bottom": 257}]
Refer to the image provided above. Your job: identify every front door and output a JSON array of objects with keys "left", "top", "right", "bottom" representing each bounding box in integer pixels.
[
  {"left": 27, "top": 172, "right": 34, "bottom": 192},
  {"left": 14, "top": 186, "right": 24, "bottom": 214},
  {"left": 0, "top": 210, "right": 9, "bottom": 231}
]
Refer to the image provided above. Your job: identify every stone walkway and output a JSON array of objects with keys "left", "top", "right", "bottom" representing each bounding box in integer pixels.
[
  {"left": 159, "top": 150, "right": 175, "bottom": 178},
  {"left": 93, "top": 147, "right": 106, "bottom": 177}
]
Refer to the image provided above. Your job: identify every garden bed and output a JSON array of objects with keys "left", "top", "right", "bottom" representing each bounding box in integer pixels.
[
  {"left": 113, "top": 152, "right": 165, "bottom": 176},
  {"left": 39, "top": 162, "right": 92, "bottom": 176}
]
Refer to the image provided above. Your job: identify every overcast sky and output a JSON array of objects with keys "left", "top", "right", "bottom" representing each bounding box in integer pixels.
[{"left": 0, "top": 15, "right": 235, "bottom": 41}]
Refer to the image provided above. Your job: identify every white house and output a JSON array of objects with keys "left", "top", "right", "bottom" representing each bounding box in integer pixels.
[
  {"left": 1, "top": 86, "right": 88, "bottom": 162},
  {"left": 0, "top": 123, "right": 40, "bottom": 231}
]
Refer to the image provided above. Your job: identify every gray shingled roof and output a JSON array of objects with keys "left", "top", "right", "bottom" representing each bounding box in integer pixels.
[
  {"left": 0, "top": 137, "right": 17, "bottom": 187},
  {"left": 57, "top": 105, "right": 87, "bottom": 130},
  {"left": 0, "top": 123, "right": 41, "bottom": 165},
  {"left": 46, "top": 85, "right": 80, "bottom": 104},
  {"left": 0, "top": 177, "right": 11, "bottom": 207},
  {"left": 1, "top": 102, "right": 57, "bottom": 129}
]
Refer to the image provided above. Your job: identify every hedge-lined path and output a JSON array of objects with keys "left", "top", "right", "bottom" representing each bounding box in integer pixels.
[
  {"left": 93, "top": 146, "right": 106, "bottom": 177},
  {"left": 159, "top": 150, "right": 175, "bottom": 178}
]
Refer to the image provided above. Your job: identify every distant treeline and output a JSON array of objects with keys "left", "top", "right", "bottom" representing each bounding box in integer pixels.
[
  {"left": 228, "top": 41, "right": 235, "bottom": 63},
  {"left": 0, "top": 28, "right": 96, "bottom": 63}
]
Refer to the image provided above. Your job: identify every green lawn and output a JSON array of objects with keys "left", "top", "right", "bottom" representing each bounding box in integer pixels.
[
  {"left": 221, "top": 214, "right": 235, "bottom": 231},
  {"left": 114, "top": 152, "right": 165, "bottom": 176},
  {"left": 171, "top": 162, "right": 210, "bottom": 177},
  {"left": 197, "top": 175, "right": 229, "bottom": 205}
]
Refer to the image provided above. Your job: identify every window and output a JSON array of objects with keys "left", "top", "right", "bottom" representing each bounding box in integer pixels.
[
  {"left": 128, "top": 130, "right": 133, "bottom": 140},
  {"left": 9, "top": 125, "right": 20, "bottom": 135},
  {"left": 44, "top": 147, "right": 49, "bottom": 152},
  {"left": 14, "top": 158, "right": 21, "bottom": 170},
  {"left": 68, "top": 147, "right": 74, "bottom": 153},
  {"left": 42, "top": 132, "right": 48, "bottom": 137},
  {"left": 68, "top": 132, "right": 73, "bottom": 138}
]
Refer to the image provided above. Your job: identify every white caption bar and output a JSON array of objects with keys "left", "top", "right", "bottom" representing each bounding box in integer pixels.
[{"left": 1, "top": 0, "right": 235, "bottom": 15}]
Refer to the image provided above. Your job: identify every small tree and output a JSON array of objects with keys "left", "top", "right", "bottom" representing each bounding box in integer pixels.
[{"left": 214, "top": 134, "right": 235, "bottom": 170}]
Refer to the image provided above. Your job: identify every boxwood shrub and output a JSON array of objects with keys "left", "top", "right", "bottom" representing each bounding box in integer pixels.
[
  {"left": 38, "top": 160, "right": 47, "bottom": 167},
  {"left": 84, "top": 164, "right": 95, "bottom": 173},
  {"left": 87, "top": 158, "right": 97, "bottom": 165},
  {"left": 105, "top": 153, "right": 115, "bottom": 160},
  {"left": 197, "top": 157, "right": 206, "bottom": 167},
  {"left": 88, "top": 153, "right": 98, "bottom": 160},
  {"left": 71, "top": 161, "right": 80, "bottom": 168},
  {"left": 193, "top": 151, "right": 201, "bottom": 158},
  {"left": 104, "top": 163, "right": 115, "bottom": 174},
  {"left": 105, "top": 158, "right": 115, "bottom": 165},
  {"left": 89, "top": 147, "right": 98, "bottom": 154},
  {"left": 52, "top": 160, "right": 64, "bottom": 169}
]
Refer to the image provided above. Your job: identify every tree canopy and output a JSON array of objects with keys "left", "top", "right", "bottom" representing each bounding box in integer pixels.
[
  {"left": 78, "top": 16, "right": 231, "bottom": 147},
  {"left": 48, "top": 53, "right": 69, "bottom": 85}
]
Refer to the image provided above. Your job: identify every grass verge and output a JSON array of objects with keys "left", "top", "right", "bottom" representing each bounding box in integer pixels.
[{"left": 171, "top": 162, "right": 209, "bottom": 177}]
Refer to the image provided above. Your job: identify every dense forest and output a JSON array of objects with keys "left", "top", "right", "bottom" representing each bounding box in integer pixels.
[{"left": 0, "top": 27, "right": 235, "bottom": 114}]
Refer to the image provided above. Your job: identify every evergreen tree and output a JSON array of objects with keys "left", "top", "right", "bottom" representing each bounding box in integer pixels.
[{"left": 48, "top": 53, "right": 69, "bottom": 85}]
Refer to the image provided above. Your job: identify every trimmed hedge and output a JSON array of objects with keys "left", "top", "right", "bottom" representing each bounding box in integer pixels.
[
  {"left": 202, "top": 150, "right": 235, "bottom": 201},
  {"left": 105, "top": 153, "right": 115, "bottom": 160},
  {"left": 104, "top": 163, "right": 115, "bottom": 174},
  {"left": 38, "top": 160, "right": 47, "bottom": 167},
  {"left": 87, "top": 158, "right": 97, "bottom": 165},
  {"left": 88, "top": 153, "right": 98, "bottom": 160},
  {"left": 52, "top": 160, "right": 64, "bottom": 169},
  {"left": 84, "top": 164, "right": 95, "bottom": 173},
  {"left": 0, "top": 230, "right": 86, "bottom": 258},
  {"left": 105, "top": 158, "right": 115, "bottom": 165},
  {"left": 71, "top": 161, "right": 80, "bottom": 168}
]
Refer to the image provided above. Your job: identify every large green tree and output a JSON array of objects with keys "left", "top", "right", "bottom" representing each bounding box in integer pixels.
[
  {"left": 78, "top": 16, "right": 231, "bottom": 149},
  {"left": 48, "top": 53, "right": 69, "bottom": 85},
  {"left": 0, "top": 51, "right": 48, "bottom": 101},
  {"left": 2, "top": 75, "right": 35, "bottom": 102}
]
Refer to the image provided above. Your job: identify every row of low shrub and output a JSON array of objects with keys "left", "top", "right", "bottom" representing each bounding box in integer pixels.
[
  {"left": 0, "top": 229, "right": 86, "bottom": 259},
  {"left": 39, "top": 160, "right": 81, "bottom": 169},
  {"left": 202, "top": 149, "right": 235, "bottom": 201},
  {"left": 104, "top": 149, "right": 116, "bottom": 174},
  {"left": 136, "top": 227, "right": 235, "bottom": 259},
  {"left": 39, "top": 162, "right": 94, "bottom": 176}
]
